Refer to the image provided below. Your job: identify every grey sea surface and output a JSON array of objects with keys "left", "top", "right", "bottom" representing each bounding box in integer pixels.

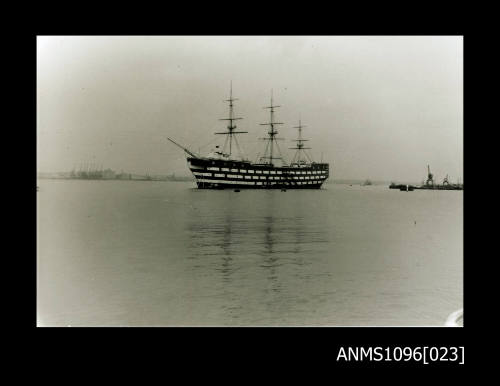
[{"left": 37, "top": 180, "right": 463, "bottom": 326}]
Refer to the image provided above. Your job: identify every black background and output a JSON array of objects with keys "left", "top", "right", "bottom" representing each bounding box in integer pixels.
[{"left": 15, "top": 7, "right": 472, "bottom": 370}]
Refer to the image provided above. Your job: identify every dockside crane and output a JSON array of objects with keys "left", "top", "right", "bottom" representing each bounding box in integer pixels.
[{"left": 425, "top": 165, "right": 434, "bottom": 186}]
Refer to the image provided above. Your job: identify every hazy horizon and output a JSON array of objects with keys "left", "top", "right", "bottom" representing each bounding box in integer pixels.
[{"left": 37, "top": 36, "right": 463, "bottom": 182}]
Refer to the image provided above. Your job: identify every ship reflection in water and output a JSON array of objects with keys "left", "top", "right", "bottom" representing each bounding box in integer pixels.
[{"left": 186, "top": 190, "right": 329, "bottom": 325}]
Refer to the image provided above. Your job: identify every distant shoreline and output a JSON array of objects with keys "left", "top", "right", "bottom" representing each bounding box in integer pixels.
[
  {"left": 37, "top": 176, "right": 195, "bottom": 182},
  {"left": 36, "top": 175, "right": 424, "bottom": 186},
  {"left": 36, "top": 176, "right": 409, "bottom": 186}
]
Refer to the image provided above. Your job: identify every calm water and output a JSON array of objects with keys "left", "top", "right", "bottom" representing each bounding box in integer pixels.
[{"left": 37, "top": 180, "right": 463, "bottom": 326}]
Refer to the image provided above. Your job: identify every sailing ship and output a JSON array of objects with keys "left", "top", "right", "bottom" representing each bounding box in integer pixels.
[{"left": 167, "top": 85, "right": 330, "bottom": 189}]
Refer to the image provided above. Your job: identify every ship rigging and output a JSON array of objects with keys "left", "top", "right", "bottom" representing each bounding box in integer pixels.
[
  {"left": 214, "top": 81, "right": 248, "bottom": 160},
  {"left": 289, "top": 118, "right": 313, "bottom": 166},
  {"left": 257, "top": 90, "right": 286, "bottom": 167},
  {"left": 167, "top": 84, "right": 330, "bottom": 189}
]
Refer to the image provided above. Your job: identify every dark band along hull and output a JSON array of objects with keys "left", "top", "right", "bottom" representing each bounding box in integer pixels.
[{"left": 188, "top": 157, "right": 329, "bottom": 189}]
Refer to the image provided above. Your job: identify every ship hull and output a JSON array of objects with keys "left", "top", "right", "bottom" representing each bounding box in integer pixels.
[{"left": 187, "top": 157, "right": 329, "bottom": 189}]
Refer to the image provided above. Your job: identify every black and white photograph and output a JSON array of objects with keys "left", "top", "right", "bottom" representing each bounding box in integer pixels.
[{"left": 36, "top": 35, "right": 463, "bottom": 328}]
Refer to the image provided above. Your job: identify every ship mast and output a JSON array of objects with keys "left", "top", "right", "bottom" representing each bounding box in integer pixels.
[
  {"left": 259, "top": 90, "right": 285, "bottom": 166},
  {"left": 289, "top": 118, "right": 312, "bottom": 165},
  {"left": 215, "top": 81, "right": 247, "bottom": 158}
]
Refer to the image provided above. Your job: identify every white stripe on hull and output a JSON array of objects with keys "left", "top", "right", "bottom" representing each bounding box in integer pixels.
[
  {"left": 191, "top": 170, "right": 327, "bottom": 180},
  {"left": 195, "top": 178, "right": 322, "bottom": 186}
]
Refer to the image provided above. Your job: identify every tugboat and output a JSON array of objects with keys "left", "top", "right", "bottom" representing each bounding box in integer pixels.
[
  {"left": 167, "top": 84, "right": 330, "bottom": 189},
  {"left": 390, "top": 182, "right": 416, "bottom": 190}
]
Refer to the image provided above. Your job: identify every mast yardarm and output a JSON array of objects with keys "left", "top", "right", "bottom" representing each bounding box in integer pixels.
[
  {"left": 215, "top": 81, "right": 247, "bottom": 158},
  {"left": 259, "top": 89, "right": 285, "bottom": 166},
  {"left": 289, "top": 119, "right": 312, "bottom": 164}
]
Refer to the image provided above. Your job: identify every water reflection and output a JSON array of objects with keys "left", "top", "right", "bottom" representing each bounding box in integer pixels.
[
  {"left": 185, "top": 191, "right": 327, "bottom": 288},
  {"left": 219, "top": 212, "right": 234, "bottom": 284},
  {"left": 184, "top": 190, "right": 333, "bottom": 324},
  {"left": 260, "top": 214, "right": 282, "bottom": 294},
  {"left": 186, "top": 192, "right": 239, "bottom": 285}
]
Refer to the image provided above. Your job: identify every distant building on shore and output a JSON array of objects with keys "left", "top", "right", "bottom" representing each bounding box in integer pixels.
[
  {"left": 116, "top": 171, "right": 132, "bottom": 180},
  {"left": 102, "top": 168, "right": 116, "bottom": 179}
]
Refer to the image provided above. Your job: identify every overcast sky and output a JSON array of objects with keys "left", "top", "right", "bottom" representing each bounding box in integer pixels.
[{"left": 37, "top": 36, "right": 463, "bottom": 182}]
